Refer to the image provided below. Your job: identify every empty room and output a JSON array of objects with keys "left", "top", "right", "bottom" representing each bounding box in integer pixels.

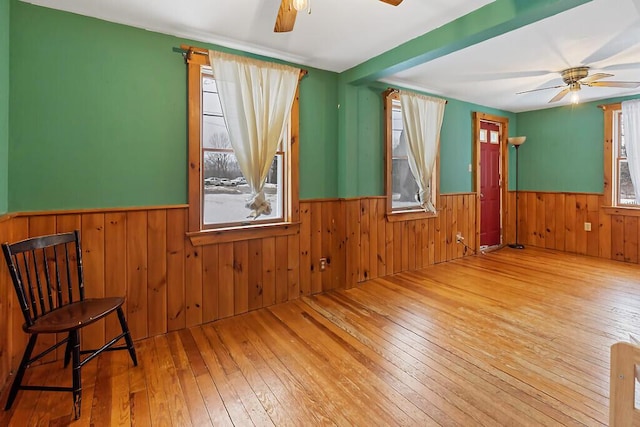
[{"left": 1, "top": 0, "right": 640, "bottom": 425}]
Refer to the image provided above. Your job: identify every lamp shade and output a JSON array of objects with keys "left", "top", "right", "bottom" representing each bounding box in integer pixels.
[{"left": 508, "top": 136, "right": 526, "bottom": 146}]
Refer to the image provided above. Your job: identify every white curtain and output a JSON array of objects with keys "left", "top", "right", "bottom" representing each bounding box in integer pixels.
[
  {"left": 399, "top": 91, "right": 446, "bottom": 212},
  {"left": 208, "top": 50, "right": 300, "bottom": 218},
  {"left": 623, "top": 99, "right": 640, "bottom": 204}
]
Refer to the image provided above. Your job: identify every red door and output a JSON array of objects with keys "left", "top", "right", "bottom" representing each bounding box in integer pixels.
[{"left": 480, "top": 121, "right": 501, "bottom": 247}]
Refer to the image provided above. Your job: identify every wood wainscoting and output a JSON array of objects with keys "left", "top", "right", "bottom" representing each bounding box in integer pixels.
[
  {"left": 505, "top": 191, "right": 640, "bottom": 263},
  {"left": 0, "top": 194, "right": 476, "bottom": 388}
]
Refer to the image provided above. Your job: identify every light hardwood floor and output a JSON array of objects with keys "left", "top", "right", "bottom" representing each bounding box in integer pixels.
[{"left": 3, "top": 246, "right": 640, "bottom": 426}]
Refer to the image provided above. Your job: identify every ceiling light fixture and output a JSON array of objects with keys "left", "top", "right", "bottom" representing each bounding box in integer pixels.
[
  {"left": 292, "top": 0, "right": 311, "bottom": 13},
  {"left": 569, "top": 82, "right": 580, "bottom": 104},
  {"left": 570, "top": 91, "right": 580, "bottom": 104}
]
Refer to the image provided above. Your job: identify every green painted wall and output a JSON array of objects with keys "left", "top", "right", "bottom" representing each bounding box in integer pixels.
[
  {"left": 9, "top": 2, "right": 186, "bottom": 211},
  {"left": 0, "top": 0, "right": 8, "bottom": 214},
  {"left": 347, "top": 83, "right": 517, "bottom": 196},
  {"left": 356, "top": 85, "right": 384, "bottom": 196},
  {"left": 299, "top": 70, "right": 339, "bottom": 200},
  {"left": 15, "top": 1, "right": 603, "bottom": 211},
  {"left": 8, "top": 1, "right": 339, "bottom": 211},
  {"left": 515, "top": 94, "right": 640, "bottom": 193},
  {"left": 440, "top": 99, "right": 516, "bottom": 194}
]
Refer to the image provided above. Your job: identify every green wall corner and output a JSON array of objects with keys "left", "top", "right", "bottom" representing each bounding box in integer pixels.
[
  {"left": 343, "top": 82, "right": 517, "bottom": 197},
  {"left": 0, "top": 0, "right": 9, "bottom": 214},
  {"left": 299, "top": 69, "right": 340, "bottom": 199}
]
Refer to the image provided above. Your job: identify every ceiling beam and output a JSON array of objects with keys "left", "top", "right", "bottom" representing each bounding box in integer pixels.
[{"left": 340, "top": 0, "right": 593, "bottom": 85}]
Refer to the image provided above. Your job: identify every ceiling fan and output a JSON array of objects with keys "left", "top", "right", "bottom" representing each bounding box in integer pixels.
[
  {"left": 517, "top": 66, "right": 640, "bottom": 103},
  {"left": 274, "top": 0, "right": 404, "bottom": 33}
]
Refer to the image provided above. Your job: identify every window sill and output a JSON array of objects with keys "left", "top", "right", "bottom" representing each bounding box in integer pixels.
[
  {"left": 602, "top": 206, "right": 640, "bottom": 217},
  {"left": 386, "top": 209, "right": 438, "bottom": 222},
  {"left": 187, "top": 222, "right": 300, "bottom": 246}
]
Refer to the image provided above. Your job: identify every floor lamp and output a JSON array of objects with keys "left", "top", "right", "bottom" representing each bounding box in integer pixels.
[{"left": 508, "top": 136, "right": 526, "bottom": 249}]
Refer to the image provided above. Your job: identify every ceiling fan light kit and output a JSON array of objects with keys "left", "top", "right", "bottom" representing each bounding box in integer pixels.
[
  {"left": 569, "top": 82, "right": 580, "bottom": 104},
  {"left": 517, "top": 66, "right": 640, "bottom": 104},
  {"left": 292, "top": 0, "right": 310, "bottom": 13}
]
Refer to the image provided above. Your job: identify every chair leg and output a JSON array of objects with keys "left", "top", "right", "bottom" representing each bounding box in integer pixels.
[
  {"left": 63, "top": 333, "right": 72, "bottom": 368},
  {"left": 117, "top": 307, "right": 137, "bottom": 366},
  {"left": 70, "top": 330, "right": 82, "bottom": 420},
  {"left": 4, "top": 334, "right": 38, "bottom": 410}
]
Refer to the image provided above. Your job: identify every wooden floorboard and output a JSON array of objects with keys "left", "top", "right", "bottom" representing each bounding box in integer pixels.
[{"left": 3, "top": 246, "right": 640, "bottom": 426}]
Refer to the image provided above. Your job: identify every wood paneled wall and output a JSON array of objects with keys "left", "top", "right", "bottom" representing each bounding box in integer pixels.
[
  {"left": 0, "top": 194, "right": 475, "bottom": 388},
  {"left": 346, "top": 195, "right": 477, "bottom": 284},
  {"left": 505, "top": 191, "right": 640, "bottom": 264},
  {"left": 0, "top": 216, "right": 15, "bottom": 391},
  {"left": 4, "top": 192, "right": 633, "bottom": 403}
]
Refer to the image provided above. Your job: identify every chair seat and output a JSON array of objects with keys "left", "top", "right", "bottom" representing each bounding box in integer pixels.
[{"left": 25, "top": 297, "right": 125, "bottom": 334}]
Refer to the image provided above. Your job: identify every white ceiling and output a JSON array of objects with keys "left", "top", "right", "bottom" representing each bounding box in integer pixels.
[{"left": 22, "top": 0, "right": 640, "bottom": 113}]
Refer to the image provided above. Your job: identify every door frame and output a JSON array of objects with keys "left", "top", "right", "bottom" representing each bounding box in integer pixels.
[{"left": 473, "top": 112, "right": 510, "bottom": 253}]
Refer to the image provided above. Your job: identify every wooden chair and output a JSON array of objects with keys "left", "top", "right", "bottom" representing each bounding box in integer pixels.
[{"left": 1, "top": 230, "right": 137, "bottom": 419}]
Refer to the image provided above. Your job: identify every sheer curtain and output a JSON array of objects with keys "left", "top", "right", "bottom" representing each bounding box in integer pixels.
[
  {"left": 208, "top": 50, "right": 300, "bottom": 218},
  {"left": 622, "top": 99, "right": 640, "bottom": 204},
  {"left": 399, "top": 91, "right": 446, "bottom": 212}
]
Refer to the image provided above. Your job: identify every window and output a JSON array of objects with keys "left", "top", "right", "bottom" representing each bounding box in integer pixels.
[
  {"left": 383, "top": 89, "right": 440, "bottom": 220},
  {"left": 185, "top": 46, "right": 300, "bottom": 243},
  {"left": 390, "top": 97, "right": 421, "bottom": 211},
  {"left": 613, "top": 110, "right": 636, "bottom": 205},
  {"left": 201, "top": 71, "right": 287, "bottom": 226},
  {"left": 604, "top": 104, "right": 637, "bottom": 208}
]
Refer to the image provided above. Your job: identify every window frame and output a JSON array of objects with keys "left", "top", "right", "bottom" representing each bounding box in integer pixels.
[
  {"left": 383, "top": 88, "right": 440, "bottom": 222},
  {"left": 184, "top": 46, "right": 300, "bottom": 245},
  {"left": 603, "top": 102, "right": 639, "bottom": 212}
]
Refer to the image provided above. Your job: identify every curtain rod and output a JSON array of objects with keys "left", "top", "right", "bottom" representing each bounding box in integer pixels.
[
  {"left": 172, "top": 46, "right": 207, "bottom": 61},
  {"left": 172, "top": 46, "right": 308, "bottom": 77}
]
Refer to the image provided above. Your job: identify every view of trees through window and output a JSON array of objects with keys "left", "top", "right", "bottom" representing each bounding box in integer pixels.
[{"left": 202, "top": 72, "right": 284, "bottom": 226}]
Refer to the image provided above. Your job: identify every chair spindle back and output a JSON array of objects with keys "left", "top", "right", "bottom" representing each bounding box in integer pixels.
[{"left": 2, "top": 231, "right": 85, "bottom": 328}]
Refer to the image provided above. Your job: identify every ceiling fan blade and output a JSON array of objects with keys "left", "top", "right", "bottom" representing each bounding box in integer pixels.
[
  {"left": 585, "top": 81, "right": 640, "bottom": 88},
  {"left": 461, "top": 70, "right": 554, "bottom": 82},
  {"left": 602, "top": 63, "right": 640, "bottom": 71},
  {"left": 380, "top": 0, "right": 403, "bottom": 5},
  {"left": 579, "top": 73, "right": 614, "bottom": 84},
  {"left": 581, "top": 22, "right": 640, "bottom": 64},
  {"left": 274, "top": 0, "right": 297, "bottom": 33},
  {"left": 549, "top": 87, "right": 570, "bottom": 103},
  {"left": 516, "top": 85, "right": 565, "bottom": 95}
]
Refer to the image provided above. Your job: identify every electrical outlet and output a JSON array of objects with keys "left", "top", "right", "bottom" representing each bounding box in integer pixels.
[
  {"left": 319, "top": 257, "right": 327, "bottom": 271},
  {"left": 584, "top": 222, "right": 591, "bottom": 231},
  {"left": 456, "top": 232, "right": 464, "bottom": 243}
]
